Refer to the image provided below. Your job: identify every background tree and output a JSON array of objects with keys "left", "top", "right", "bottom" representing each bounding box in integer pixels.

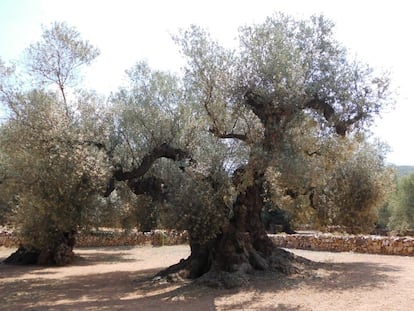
[
  {"left": 388, "top": 173, "right": 414, "bottom": 233},
  {"left": 262, "top": 119, "right": 357, "bottom": 230},
  {"left": 312, "top": 140, "right": 393, "bottom": 233}
]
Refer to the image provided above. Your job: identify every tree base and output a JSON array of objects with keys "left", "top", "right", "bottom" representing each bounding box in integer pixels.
[
  {"left": 155, "top": 246, "right": 312, "bottom": 289},
  {"left": 3, "top": 231, "right": 76, "bottom": 266},
  {"left": 3, "top": 244, "right": 75, "bottom": 266},
  {"left": 3, "top": 246, "right": 40, "bottom": 265}
]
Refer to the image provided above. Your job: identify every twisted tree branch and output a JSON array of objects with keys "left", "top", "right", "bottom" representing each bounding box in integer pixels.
[{"left": 104, "top": 143, "right": 194, "bottom": 197}]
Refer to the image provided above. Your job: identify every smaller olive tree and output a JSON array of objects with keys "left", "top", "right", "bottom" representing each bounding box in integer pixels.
[
  {"left": 0, "top": 22, "right": 109, "bottom": 265},
  {"left": 315, "top": 141, "right": 393, "bottom": 233}
]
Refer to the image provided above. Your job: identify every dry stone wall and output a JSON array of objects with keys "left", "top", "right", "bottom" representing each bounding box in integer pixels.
[
  {"left": 0, "top": 229, "right": 188, "bottom": 248},
  {"left": 76, "top": 230, "right": 189, "bottom": 247},
  {"left": 2, "top": 229, "right": 414, "bottom": 256},
  {"left": 270, "top": 233, "right": 414, "bottom": 256}
]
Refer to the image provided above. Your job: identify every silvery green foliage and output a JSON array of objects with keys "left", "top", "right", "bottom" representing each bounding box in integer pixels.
[
  {"left": 236, "top": 14, "right": 391, "bottom": 128},
  {"left": 168, "top": 14, "right": 392, "bottom": 239},
  {"left": 176, "top": 14, "right": 391, "bottom": 145},
  {"left": 162, "top": 163, "right": 235, "bottom": 243},
  {"left": 26, "top": 21, "right": 100, "bottom": 88},
  {"left": 25, "top": 22, "right": 100, "bottom": 114},
  {"left": 111, "top": 61, "right": 184, "bottom": 165},
  {"left": 110, "top": 61, "right": 235, "bottom": 237}
]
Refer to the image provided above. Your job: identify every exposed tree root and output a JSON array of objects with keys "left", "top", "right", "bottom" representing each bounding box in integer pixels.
[{"left": 154, "top": 246, "right": 313, "bottom": 289}]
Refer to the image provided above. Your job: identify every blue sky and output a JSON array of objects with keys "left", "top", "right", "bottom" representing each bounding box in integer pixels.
[{"left": 0, "top": 0, "right": 413, "bottom": 165}]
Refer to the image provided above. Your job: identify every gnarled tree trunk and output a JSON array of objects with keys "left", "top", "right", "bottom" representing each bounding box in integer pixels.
[{"left": 157, "top": 169, "right": 308, "bottom": 288}]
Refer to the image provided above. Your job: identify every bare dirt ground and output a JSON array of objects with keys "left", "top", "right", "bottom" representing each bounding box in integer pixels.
[{"left": 1, "top": 245, "right": 413, "bottom": 311}]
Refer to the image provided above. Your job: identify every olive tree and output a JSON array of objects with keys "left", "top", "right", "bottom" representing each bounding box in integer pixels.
[
  {"left": 105, "top": 14, "right": 391, "bottom": 287},
  {"left": 0, "top": 90, "right": 111, "bottom": 265}
]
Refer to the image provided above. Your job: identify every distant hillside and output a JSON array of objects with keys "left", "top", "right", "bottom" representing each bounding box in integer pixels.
[{"left": 391, "top": 165, "right": 414, "bottom": 177}]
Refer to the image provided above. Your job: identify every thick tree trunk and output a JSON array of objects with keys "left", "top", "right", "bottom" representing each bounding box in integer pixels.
[
  {"left": 157, "top": 172, "right": 308, "bottom": 288},
  {"left": 3, "top": 231, "right": 76, "bottom": 266}
]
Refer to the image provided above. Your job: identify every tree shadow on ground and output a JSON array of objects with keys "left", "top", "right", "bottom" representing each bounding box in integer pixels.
[
  {"left": 0, "top": 256, "right": 401, "bottom": 311},
  {"left": 0, "top": 268, "right": 215, "bottom": 311},
  {"left": 0, "top": 247, "right": 136, "bottom": 279},
  {"left": 75, "top": 245, "right": 138, "bottom": 262},
  {"left": 217, "top": 260, "right": 400, "bottom": 310},
  {"left": 306, "top": 261, "right": 400, "bottom": 291}
]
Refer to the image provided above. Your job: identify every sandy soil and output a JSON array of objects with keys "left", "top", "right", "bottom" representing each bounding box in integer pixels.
[{"left": 1, "top": 245, "right": 413, "bottom": 311}]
